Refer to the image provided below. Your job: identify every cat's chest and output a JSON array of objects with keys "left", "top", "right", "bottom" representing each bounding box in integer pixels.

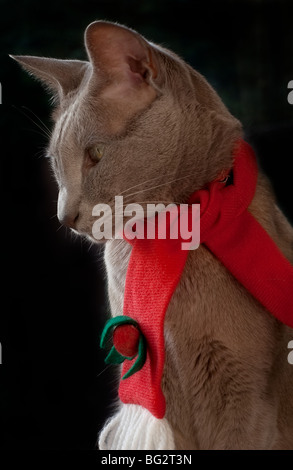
[{"left": 104, "top": 239, "right": 132, "bottom": 316}]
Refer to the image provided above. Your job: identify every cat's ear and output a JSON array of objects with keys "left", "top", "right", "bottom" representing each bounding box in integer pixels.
[
  {"left": 85, "top": 21, "right": 158, "bottom": 92},
  {"left": 10, "top": 55, "right": 89, "bottom": 99}
]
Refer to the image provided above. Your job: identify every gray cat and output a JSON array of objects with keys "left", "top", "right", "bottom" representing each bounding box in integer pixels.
[{"left": 12, "top": 21, "right": 293, "bottom": 449}]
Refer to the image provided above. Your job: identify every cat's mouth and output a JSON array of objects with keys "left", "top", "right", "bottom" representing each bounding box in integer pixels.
[
  {"left": 67, "top": 225, "right": 108, "bottom": 244},
  {"left": 72, "top": 210, "right": 145, "bottom": 244},
  {"left": 73, "top": 200, "right": 193, "bottom": 246}
]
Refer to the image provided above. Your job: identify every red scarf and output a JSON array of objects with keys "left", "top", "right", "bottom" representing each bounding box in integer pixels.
[{"left": 103, "top": 140, "right": 293, "bottom": 419}]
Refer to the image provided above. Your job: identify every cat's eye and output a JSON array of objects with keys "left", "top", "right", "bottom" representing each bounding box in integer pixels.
[{"left": 87, "top": 146, "right": 104, "bottom": 165}]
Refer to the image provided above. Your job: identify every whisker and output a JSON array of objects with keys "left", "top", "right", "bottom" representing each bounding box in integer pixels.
[
  {"left": 118, "top": 157, "right": 201, "bottom": 199},
  {"left": 119, "top": 173, "right": 174, "bottom": 196},
  {"left": 25, "top": 128, "right": 50, "bottom": 139},
  {"left": 35, "top": 147, "right": 48, "bottom": 160},
  {"left": 13, "top": 105, "right": 51, "bottom": 140},
  {"left": 21, "top": 106, "right": 52, "bottom": 137},
  {"left": 87, "top": 240, "right": 95, "bottom": 252},
  {"left": 96, "top": 364, "right": 112, "bottom": 378},
  {"left": 91, "top": 200, "right": 191, "bottom": 219},
  {"left": 119, "top": 200, "right": 184, "bottom": 206},
  {"left": 122, "top": 173, "right": 196, "bottom": 201}
]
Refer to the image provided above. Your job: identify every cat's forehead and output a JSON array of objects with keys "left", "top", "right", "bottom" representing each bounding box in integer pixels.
[{"left": 48, "top": 94, "right": 107, "bottom": 158}]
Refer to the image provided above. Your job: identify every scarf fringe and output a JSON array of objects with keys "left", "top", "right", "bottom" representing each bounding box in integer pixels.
[{"left": 98, "top": 404, "right": 175, "bottom": 450}]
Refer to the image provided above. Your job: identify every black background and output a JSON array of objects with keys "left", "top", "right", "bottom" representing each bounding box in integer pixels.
[{"left": 0, "top": 0, "right": 292, "bottom": 450}]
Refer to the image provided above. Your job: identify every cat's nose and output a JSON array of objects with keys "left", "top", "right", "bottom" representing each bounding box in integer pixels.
[
  {"left": 57, "top": 187, "right": 80, "bottom": 229},
  {"left": 58, "top": 212, "right": 79, "bottom": 229}
]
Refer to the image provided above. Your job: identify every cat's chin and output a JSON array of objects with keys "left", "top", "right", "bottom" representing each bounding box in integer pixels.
[
  {"left": 67, "top": 228, "right": 106, "bottom": 245},
  {"left": 81, "top": 232, "right": 109, "bottom": 245}
]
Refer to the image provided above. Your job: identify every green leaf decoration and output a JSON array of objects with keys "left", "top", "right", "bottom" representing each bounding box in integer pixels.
[
  {"left": 105, "top": 346, "right": 125, "bottom": 365},
  {"left": 100, "top": 315, "right": 147, "bottom": 379}
]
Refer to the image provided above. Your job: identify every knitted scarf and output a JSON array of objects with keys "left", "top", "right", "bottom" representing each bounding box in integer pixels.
[{"left": 99, "top": 140, "right": 293, "bottom": 450}]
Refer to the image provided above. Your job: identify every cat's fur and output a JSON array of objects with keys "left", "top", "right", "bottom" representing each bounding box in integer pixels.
[{"left": 12, "top": 21, "right": 293, "bottom": 449}]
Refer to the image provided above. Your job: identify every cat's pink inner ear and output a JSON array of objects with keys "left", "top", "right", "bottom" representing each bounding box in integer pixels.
[{"left": 85, "top": 21, "right": 157, "bottom": 84}]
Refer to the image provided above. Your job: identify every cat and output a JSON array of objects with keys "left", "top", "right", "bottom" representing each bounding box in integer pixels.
[{"left": 12, "top": 20, "right": 293, "bottom": 449}]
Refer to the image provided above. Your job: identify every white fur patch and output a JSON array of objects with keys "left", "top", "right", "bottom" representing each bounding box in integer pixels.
[{"left": 98, "top": 404, "right": 175, "bottom": 450}]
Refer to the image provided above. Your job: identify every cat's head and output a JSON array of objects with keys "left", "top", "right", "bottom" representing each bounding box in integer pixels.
[{"left": 12, "top": 21, "right": 241, "bottom": 242}]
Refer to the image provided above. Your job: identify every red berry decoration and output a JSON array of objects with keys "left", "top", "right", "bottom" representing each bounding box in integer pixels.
[{"left": 113, "top": 324, "right": 140, "bottom": 358}]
